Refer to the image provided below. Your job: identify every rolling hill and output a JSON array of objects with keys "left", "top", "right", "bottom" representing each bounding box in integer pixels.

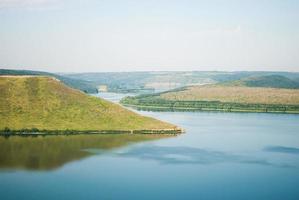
[
  {"left": 223, "top": 75, "right": 299, "bottom": 89},
  {"left": 0, "top": 76, "right": 181, "bottom": 134}
]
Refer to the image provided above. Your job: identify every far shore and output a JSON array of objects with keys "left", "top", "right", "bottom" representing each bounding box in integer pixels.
[{"left": 122, "top": 103, "right": 299, "bottom": 114}]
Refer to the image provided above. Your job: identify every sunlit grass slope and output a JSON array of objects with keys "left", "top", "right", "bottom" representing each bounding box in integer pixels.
[
  {"left": 160, "top": 85, "right": 299, "bottom": 105},
  {"left": 0, "top": 76, "right": 178, "bottom": 131}
]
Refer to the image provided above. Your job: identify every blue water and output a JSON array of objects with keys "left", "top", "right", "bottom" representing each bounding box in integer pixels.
[
  {"left": 93, "top": 92, "right": 136, "bottom": 103},
  {"left": 1, "top": 93, "right": 299, "bottom": 200}
]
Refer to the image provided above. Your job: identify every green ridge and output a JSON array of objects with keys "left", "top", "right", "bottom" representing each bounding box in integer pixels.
[{"left": 223, "top": 75, "right": 299, "bottom": 89}]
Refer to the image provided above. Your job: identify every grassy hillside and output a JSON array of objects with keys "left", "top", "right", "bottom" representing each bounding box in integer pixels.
[
  {"left": 121, "top": 85, "right": 299, "bottom": 113},
  {"left": 0, "top": 76, "right": 180, "bottom": 133},
  {"left": 223, "top": 75, "right": 299, "bottom": 89},
  {"left": 0, "top": 69, "right": 98, "bottom": 93}
]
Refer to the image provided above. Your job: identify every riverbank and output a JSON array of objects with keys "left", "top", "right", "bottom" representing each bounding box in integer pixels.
[
  {"left": 121, "top": 101, "right": 299, "bottom": 114},
  {"left": 0, "top": 128, "right": 184, "bottom": 136}
]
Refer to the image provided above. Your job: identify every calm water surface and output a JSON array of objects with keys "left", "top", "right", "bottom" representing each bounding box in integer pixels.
[{"left": 1, "top": 93, "right": 299, "bottom": 200}]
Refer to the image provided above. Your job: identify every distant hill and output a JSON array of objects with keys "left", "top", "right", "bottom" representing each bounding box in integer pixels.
[
  {"left": 0, "top": 69, "right": 98, "bottom": 93},
  {"left": 63, "top": 71, "right": 299, "bottom": 92},
  {"left": 224, "top": 75, "right": 299, "bottom": 89},
  {"left": 62, "top": 71, "right": 220, "bottom": 92},
  {"left": 212, "top": 71, "right": 299, "bottom": 83},
  {"left": 0, "top": 76, "right": 180, "bottom": 133},
  {"left": 3, "top": 69, "right": 299, "bottom": 93}
]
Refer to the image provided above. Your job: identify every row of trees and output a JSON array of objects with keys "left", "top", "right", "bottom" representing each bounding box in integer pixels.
[{"left": 121, "top": 97, "right": 299, "bottom": 113}]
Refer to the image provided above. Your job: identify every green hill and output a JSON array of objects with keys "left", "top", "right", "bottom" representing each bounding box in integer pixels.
[
  {"left": 0, "top": 76, "right": 180, "bottom": 134},
  {"left": 0, "top": 69, "right": 98, "bottom": 93},
  {"left": 224, "top": 75, "right": 299, "bottom": 89}
]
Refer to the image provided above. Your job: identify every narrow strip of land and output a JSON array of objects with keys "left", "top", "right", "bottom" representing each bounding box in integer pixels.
[{"left": 120, "top": 85, "right": 299, "bottom": 114}]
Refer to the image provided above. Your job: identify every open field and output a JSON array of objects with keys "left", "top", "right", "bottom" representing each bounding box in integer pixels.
[{"left": 160, "top": 85, "right": 299, "bottom": 105}]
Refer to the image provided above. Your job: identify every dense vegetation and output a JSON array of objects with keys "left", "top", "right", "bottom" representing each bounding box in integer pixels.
[
  {"left": 0, "top": 76, "right": 180, "bottom": 134},
  {"left": 0, "top": 69, "right": 98, "bottom": 93},
  {"left": 121, "top": 85, "right": 299, "bottom": 114}
]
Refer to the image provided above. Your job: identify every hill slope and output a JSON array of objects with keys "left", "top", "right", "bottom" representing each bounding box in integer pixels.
[
  {"left": 0, "top": 69, "right": 98, "bottom": 93},
  {"left": 121, "top": 85, "right": 299, "bottom": 113},
  {"left": 224, "top": 75, "right": 299, "bottom": 89},
  {"left": 0, "top": 76, "right": 180, "bottom": 133}
]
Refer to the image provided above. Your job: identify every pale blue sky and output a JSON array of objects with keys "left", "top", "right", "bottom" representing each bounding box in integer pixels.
[{"left": 0, "top": 0, "right": 298, "bottom": 72}]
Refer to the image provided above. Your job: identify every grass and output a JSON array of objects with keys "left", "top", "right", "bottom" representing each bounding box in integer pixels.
[
  {"left": 0, "top": 69, "right": 98, "bottom": 93},
  {"left": 0, "top": 76, "right": 180, "bottom": 133},
  {"left": 160, "top": 85, "right": 299, "bottom": 105}
]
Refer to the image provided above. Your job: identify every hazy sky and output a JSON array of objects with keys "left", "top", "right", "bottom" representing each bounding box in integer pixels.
[{"left": 0, "top": 0, "right": 298, "bottom": 72}]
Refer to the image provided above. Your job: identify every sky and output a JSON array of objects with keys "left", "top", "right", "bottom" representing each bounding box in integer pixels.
[{"left": 0, "top": 0, "right": 298, "bottom": 72}]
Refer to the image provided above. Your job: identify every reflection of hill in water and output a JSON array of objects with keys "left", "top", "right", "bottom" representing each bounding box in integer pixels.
[{"left": 0, "top": 134, "right": 173, "bottom": 171}]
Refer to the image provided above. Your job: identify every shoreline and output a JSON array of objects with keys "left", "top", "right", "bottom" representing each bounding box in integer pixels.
[
  {"left": 121, "top": 103, "right": 299, "bottom": 114},
  {"left": 0, "top": 128, "right": 184, "bottom": 136}
]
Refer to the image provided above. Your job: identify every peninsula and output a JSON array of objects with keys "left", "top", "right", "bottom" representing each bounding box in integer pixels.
[
  {"left": 0, "top": 76, "right": 182, "bottom": 134},
  {"left": 121, "top": 83, "right": 299, "bottom": 114}
]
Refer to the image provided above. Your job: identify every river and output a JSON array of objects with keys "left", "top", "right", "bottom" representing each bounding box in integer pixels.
[{"left": 0, "top": 92, "right": 299, "bottom": 200}]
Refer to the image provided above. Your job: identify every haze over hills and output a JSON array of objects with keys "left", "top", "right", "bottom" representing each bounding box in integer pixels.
[
  {"left": 2, "top": 69, "right": 299, "bottom": 94},
  {"left": 63, "top": 71, "right": 299, "bottom": 92},
  {"left": 0, "top": 76, "right": 179, "bottom": 133}
]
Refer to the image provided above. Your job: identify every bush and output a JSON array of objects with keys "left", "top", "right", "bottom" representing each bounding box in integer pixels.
[{"left": 3, "top": 127, "right": 11, "bottom": 133}]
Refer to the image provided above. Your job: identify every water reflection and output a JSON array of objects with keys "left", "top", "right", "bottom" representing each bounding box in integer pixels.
[
  {"left": 0, "top": 134, "right": 174, "bottom": 171},
  {"left": 263, "top": 146, "right": 299, "bottom": 154},
  {"left": 116, "top": 145, "right": 296, "bottom": 168}
]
